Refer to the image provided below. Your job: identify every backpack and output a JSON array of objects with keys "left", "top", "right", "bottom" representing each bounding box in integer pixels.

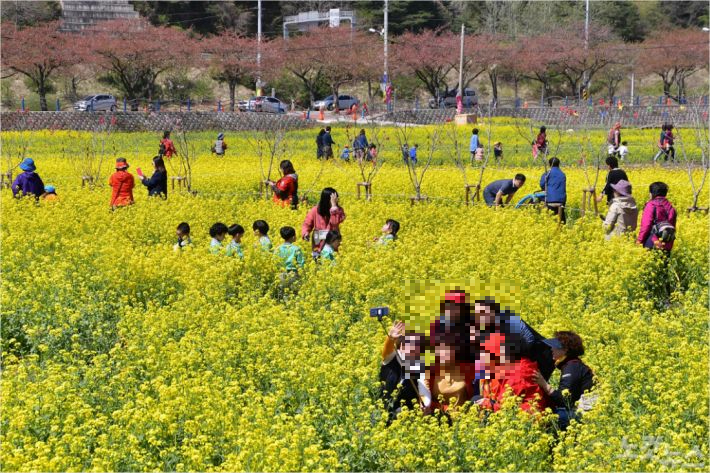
[{"left": 652, "top": 205, "right": 676, "bottom": 243}]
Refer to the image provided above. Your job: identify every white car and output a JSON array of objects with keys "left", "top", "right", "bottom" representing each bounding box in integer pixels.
[
  {"left": 74, "top": 94, "right": 117, "bottom": 112},
  {"left": 312, "top": 94, "right": 359, "bottom": 111},
  {"left": 253, "top": 96, "right": 286, "bottom": 113}
]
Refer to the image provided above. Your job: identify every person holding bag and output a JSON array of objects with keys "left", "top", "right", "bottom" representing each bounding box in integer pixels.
[{"left": 301, "top": 187, "right": 345, "bottom": 257}]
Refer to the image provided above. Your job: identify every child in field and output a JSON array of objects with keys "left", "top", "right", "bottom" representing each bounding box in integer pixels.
[
  {"left": 340, "top": 145, "right": 351, "bottom": 161},
  {"left": 401, "top": 144, "right": 410, "bottom": 164},
  {"left": 42, "top": 184, "right": 59, "bottom": 202},
  {"left": 226, "top": 224, "right": 245, "bottom": 258},
  {"left": 368, "top": 144, "right": 378, "bottom": 162},
  {"left": 209, "top": 222, "right": 228, "bottom": 255},
  {"left": 253, "top": 220, "right": 272, "bottom": 251},
  {"left": 618, "top": 141, "right": 629, "bottom": 161},
  {"left": 375, "top": 219, "right": 400, "bottom": 245},
  {"left": 320, "top": 230, "right": 342, "bottom": 262},
  {"left": 409, "top": 144, "right": 418, "bottom": 165},
  {"left": 277, "top": 226, "right": 305, "bottom": 272},
  {"left": 174, "top": 222, "right": 191, "bottom": 251},
  {"left": 493, "top": 142, "right": 503, "bottom": 163}
]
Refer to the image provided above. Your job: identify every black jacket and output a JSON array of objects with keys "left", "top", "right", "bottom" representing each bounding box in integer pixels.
[
  {"left": 549, "top": 357, "right": 594, "bottom": 407},
  {"left": 379, "top": 356, "right": 420, "bottom": 414},
  {"left": 602, "top": 168, "right": 628, "bottom": 204},
  {"left": 322, "top": 132, "right": 335, "bottom": 146},
  {"left": 142, "top": 170, "right": 167, "bottom": 197}
]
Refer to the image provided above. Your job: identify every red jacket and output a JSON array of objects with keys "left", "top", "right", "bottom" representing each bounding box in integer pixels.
[
  {"left": 301, "top": 205, "right": 345, "bottom": 250},
  {"left": 482, "top": 357, "right": 551, "bottom": 412},
  {"left": 272, "top": 174, "right": 298, "bottom": 207},
  {"left": 161, "top": 138, "right": 176, "bottom": 158},
  {"left": 637, "top": 197, "right": 677, "bottom": 251},
  {"left": 108, "top": 170, "right": 135, "bottom": 207}
]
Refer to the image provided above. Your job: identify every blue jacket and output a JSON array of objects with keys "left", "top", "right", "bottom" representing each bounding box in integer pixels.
[
  {"left": 540, "top": 167, "right": 566, "bottom": 204},
  {"left": 353, "top": 134, "right": 368, "bottom": 150},
  {"left": 469, "top": 134, "right": 480, "bottom": 152}
]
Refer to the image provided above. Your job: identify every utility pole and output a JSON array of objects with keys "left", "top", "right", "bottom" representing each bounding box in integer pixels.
[
  {"left": 457, "top": 23, "right": 464, "bottom": 113},
  {"left": 582, "top": 0, "right": 590, "bottom": 95},
  {"left": 383, "top": 0, "right": 388, "bottom": 86},
  {"left": 257, "top": 0, "right": 262, "bottom": 96}
]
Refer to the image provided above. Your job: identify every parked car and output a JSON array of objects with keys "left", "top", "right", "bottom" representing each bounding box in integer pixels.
[
  {"left": 428, "top": 88, "right": 478, "bottom": 109},
  {"left": 312, "top": 94, "right": 359, "bottom": 111},
  {"left": 253, "top": 96, "right": 287, "bottom": 113},
  {"left": 238, "top": 98, "right": 255, "bottom": 112},
  {"left": 74, "top": 94, "right": 117, "bottom": 112}
]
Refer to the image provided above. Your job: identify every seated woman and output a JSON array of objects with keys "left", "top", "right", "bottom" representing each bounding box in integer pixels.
[
  {"left": 427, "top": 328, "right": 477, "bottom": 412},
  {"left": 533, "top": 331, "right": 594, "bottom": 430},
  {"left": 478, "top": 332, "right": 552, "bottom": 413}
]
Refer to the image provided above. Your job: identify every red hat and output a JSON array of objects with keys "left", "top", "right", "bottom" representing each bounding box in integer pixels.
[
  {"left": 443, "top": 290, "right": 468, "bottom": 304},
  {"left": 482, "top": 333, "right": 506, "bottom": 357},
  {"left": 115, "top": 159, "right": 129, "bottom": 169}
]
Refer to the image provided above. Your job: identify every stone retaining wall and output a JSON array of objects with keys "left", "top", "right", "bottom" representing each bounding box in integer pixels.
[{"left": 0, "top": 112, "right": 314, "bottom": 132}]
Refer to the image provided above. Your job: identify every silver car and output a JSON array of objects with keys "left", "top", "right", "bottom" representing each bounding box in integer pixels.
[
  {"left": 253, "top": 96, "right": 286, "bottom": 113},
  {"left": 312, "top": 94, "right": 359, "bottom": 111},
  {"left": 74, "top": 94, "right": 117, "bottom": 112}
]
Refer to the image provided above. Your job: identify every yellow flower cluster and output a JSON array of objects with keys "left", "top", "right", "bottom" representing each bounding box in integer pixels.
[{"left": 1, "top": 129, "right": 707, "bottom": 471}]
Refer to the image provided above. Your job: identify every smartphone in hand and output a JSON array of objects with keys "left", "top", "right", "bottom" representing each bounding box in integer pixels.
[{"left": 136, "top": 167, "right": 143, "bottom": 177}]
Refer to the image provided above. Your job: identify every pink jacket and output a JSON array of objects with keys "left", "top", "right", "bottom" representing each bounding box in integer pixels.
[
  {"left": 637, "top": 197, "right": 677, "bottom": 251},
  {"left": 302, "top": 205, "right": 345, "bottom": 250}
]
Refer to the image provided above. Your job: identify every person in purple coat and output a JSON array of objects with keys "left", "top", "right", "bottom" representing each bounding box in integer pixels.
[{"left": 12, "top": 158, "right": 45, "bottom": 200}]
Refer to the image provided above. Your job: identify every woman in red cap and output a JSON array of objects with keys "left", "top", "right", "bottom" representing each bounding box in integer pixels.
[{"left": 108, "top": 158, "right": 135, "bottom": 210}]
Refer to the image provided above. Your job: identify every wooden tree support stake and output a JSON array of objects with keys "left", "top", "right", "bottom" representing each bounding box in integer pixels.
[
  {"left": 171, "top": 176, "right": 187, "bottom": 190},
  {"left": 546, "top": 203, "right": 565, "bottom": 229},
  {"left": 409, "top": 195, "right": 430, "bottom": 206},
  {"left": 356, "top": 182, "right": 372, "bottom": 200},
  {"left": 81, "top": 176, "right": 95, "bottom": 188},
  {"left": 1, "top": 171, "right": 13, "bottom": 189},
  {"left": 580, "top": 188, "right": 599, "bottom": 216},
  {"left": 464, "top": 184, "right": 480, "bottom": 206},
  {"left": 687, "top": 207, "right": 709, "bottom": 215},
  {"left": 259, "top": 181, "right": 273, "bottom": 199}
]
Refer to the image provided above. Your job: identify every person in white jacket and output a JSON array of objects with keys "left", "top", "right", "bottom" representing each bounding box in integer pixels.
[{"left": 602, "top": 180, "right": 638, "bottom": 240}]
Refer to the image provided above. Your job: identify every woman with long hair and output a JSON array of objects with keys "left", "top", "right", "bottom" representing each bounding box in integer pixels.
[
  {"left": 301, "top": 187, "right": 345, "bottom": 255},
  {"left": 138, "top": 156, "right": 168, "bottom": 198}
]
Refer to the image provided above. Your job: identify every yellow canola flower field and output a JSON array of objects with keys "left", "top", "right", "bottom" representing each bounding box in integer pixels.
[{"left": 1, "top": 129, "right": 708, "bottom": 472}]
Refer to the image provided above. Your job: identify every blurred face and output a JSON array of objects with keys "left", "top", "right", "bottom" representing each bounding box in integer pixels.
[
  {"left": 551, "top": 347, "right": 566, "bottom": 361},
  {"left": 435, "top": 343, "right": 455, "bottom": 365},
  {"left": 176, "top": 229, "right": 186, "bottom": 239},
  {"left": 216, "top": 232, "right": 227, "bottom": 242},
  {"left": 234, "top": 232, "right": 243, "bottom": 243},
  {"left": 514, "top": 179, "right": 525, "bottom": 188},
  {"left": 400, "top": 335, "right": 421, "bottom": 360},
  {"left": 474, "top": 303, "right": 495, "bottom": 329},
  {"left": 444, "top": 303, "right": 462, "bottom": 322},
  {"left": 381, "top": 223, "right": 391, "bottom": 233},
  {"left": 331, "top": 239, "right": 341, "bottom": 251}
]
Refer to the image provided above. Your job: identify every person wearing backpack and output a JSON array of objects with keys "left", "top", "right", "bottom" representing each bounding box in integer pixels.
[{"left": 637, "top": 182, "right": 677, "bottom": 253}]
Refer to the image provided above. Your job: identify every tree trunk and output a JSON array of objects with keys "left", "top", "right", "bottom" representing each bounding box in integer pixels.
[
  {"left": 37, "top": 76, "right": 48, "bottom": 111},
  {"left": 488, "top": 69, "right": 498, "bottom": 103},
  {"left": 367, "top": 78, "right": 374, "bottom": 106},
  {"left": 229, "top": 80, "right": 237, "bottom": 112},
  {"left": 332, "top": 85, "right": 339, "bottom": 111}
]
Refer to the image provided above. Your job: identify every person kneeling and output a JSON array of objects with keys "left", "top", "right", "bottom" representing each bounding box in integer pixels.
[{"left": 533, "top": 331, "right": 594, "bottom": 430}]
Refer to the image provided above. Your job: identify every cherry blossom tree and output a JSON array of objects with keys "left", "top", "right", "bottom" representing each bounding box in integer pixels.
[{"left": 202, "top": 31, "right": 259, "bottom": 112}]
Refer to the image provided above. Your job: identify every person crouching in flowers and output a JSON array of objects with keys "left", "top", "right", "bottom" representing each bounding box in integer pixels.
[
  {"left": 380, "top": 320, "right": 431, "bottom": 420},
  {"left": 374, "top": 219, "right": 400, "bottom": 245},
  {"left": 174, "top": 222, "right": 191, "bottom": 251},
  {"left": 319, "top": 230, "right": 341, "bottom": 263},
  {"left": 478, "top": 332, "right": 552, "bottom": 413},
  {"left": 533, "top": 331, "right": 594, "bottom": 431},
  {"left": 277, "top": 226, "right": 305, "bottom": 273},
  {"left": 12, "top": 158, "right": 44, "bottom": 200},
  {"left": 302, "top": 187, "right": 345, "bottom": 258},
  {"left": 266, "top": 160, "right": 299, "bottom": 210},
  {"left": 209, "top": 222, "right": 228, "bottom": 255},
  {"left": 42, "top": 184, "right": 59, "bottom": 202},
  {"left": 108, "top": 158, "right": 135, "bottom": 210},
  {"left": 226, "top": 224, "right": 245, "bottom": 258}
]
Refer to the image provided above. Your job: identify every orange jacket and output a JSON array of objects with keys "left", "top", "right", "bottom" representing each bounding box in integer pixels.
[
  {"left": 109, "top": 170, "right": 135, "bottom": 207},
  {"left": 272, "top": 174, "right": 298, "bottom": 207}
]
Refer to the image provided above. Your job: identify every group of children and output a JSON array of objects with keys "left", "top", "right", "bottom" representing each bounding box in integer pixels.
[{"left": 174, "top": 218, "right": 401, "bottom": 273}]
